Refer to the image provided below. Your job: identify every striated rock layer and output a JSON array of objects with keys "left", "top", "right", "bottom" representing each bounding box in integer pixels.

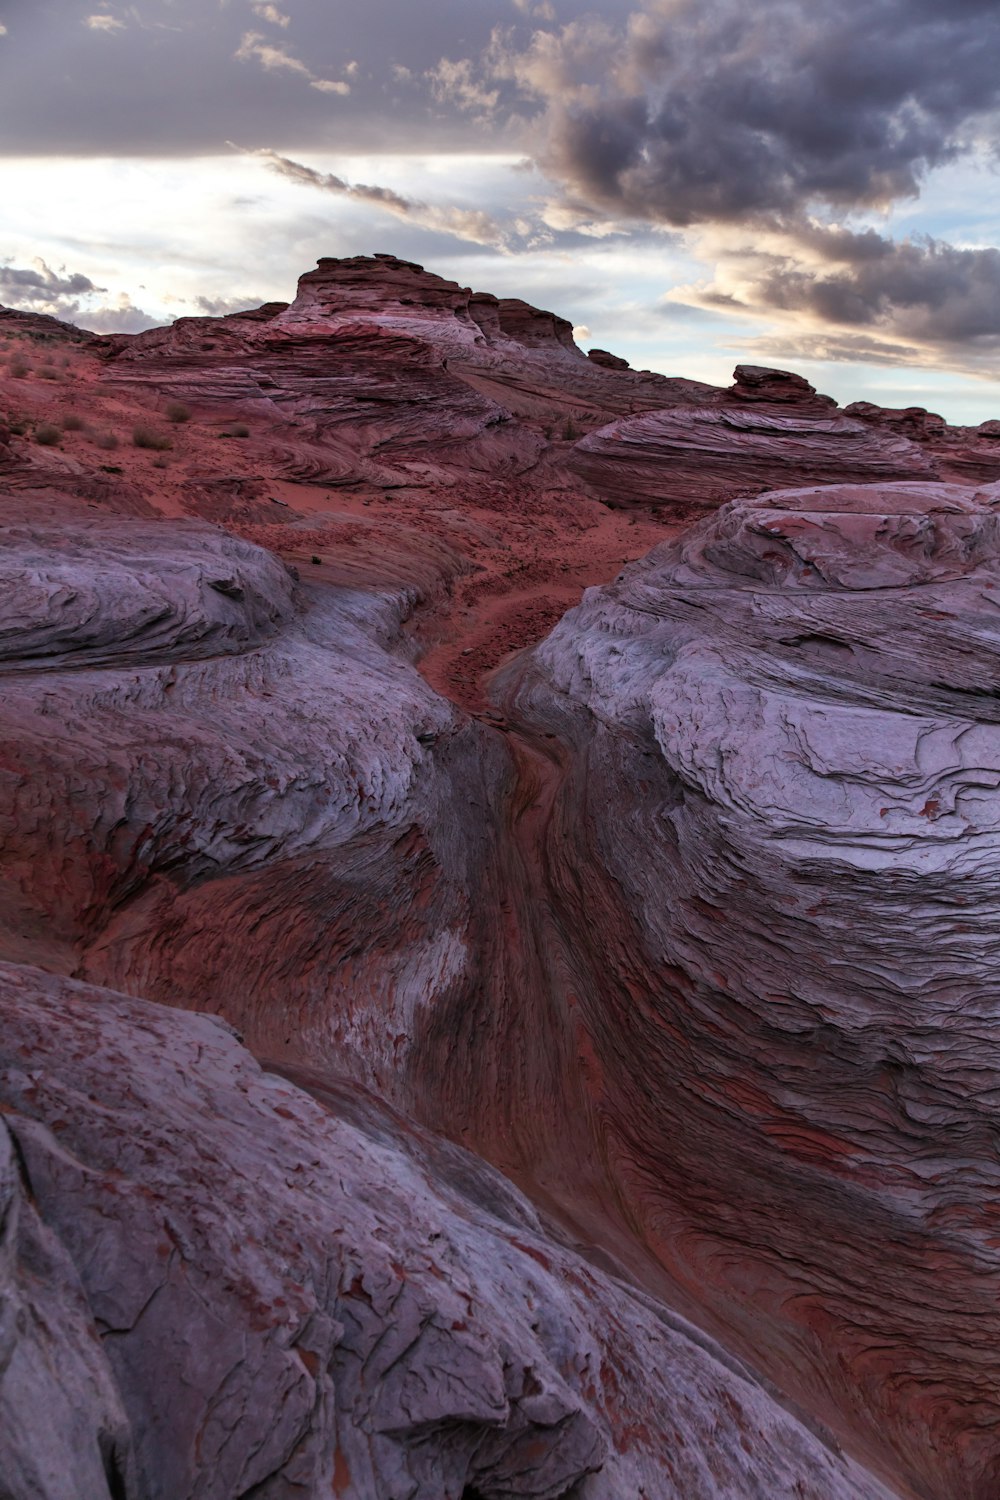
[
  {"left": 90, "top": 255, "right": 1000, "bottom": 513},
  {"left": 499, "top": 479, "right": 1000, "bottom": 1499}
]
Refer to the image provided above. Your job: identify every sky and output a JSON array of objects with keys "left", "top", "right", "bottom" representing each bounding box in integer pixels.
[{"left": 2, "top": 0, "right": 1000, "bottom": 422}]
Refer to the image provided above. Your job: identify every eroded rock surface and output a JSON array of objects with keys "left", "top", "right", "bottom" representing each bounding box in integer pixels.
[
  {"left": 501, "top": 479, "right": 1000, "bottom": 1499},
  {"left": 568, "top": 404, "right": 937, "bottom": 516},
  {"left": 3, "top": 256, "right": 1000, "bottom": 1500},
  {"left": 0, "top": 962, "right": 893, "bottom": 1500}
]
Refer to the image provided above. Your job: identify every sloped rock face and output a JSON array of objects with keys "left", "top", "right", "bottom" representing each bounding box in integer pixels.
[
  {"left": 0, "top": 1116, "right": 134, "bottom": 1500},
  {"left": 568, "top": 404, "right": 937, "bottom": 517},
  {"left": 0, "top": 962, "right": 895, "bottom": 1500},
  {"left": 500, "top": 480, "right": 1000, "bottom": 1500},
  {"left": 0, "top": 508, "right": 506, "bottom": 1109}
]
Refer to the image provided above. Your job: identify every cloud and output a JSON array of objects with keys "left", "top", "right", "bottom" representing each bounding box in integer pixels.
[
  {"left": 0, "top": 0, "right": 520, "bottom": 155},
  {"left": 76, "top": 298, "right": 162, "bottom": 333},
  {"left": 486, "top": 0, "right": 1000, "bottom": 228},
  {"left": 241, "top": 146, "right": 512, "bottom": 248},
  {"left": 670, "top": 220, "right": 1000, "bottom": 372},
  {"left": 736, "top": 330, "right": 926, "bottom": 369},
  {"left": 512, "top": 0, "right": 557, "bottom": 20},
  {"left": 0, "top": 260, "right": 160, "bottom": 332},
  {"left": 235, "top": 30, "right": 311, "bottom": 77},
  {"left": 426, "top": 58, "right": 500, "bottom": 117},
  {"left": 84, "top": 14, "right": 125, "bottom": 31},
  {"left": 251, "top": 4, "right": 290, "bottom": 26},
  {"left": 473, "top": 0, "right": 1000, "bottom": 371},
  {"left": 0, "top": 261, "right": 105, "bottom": 308},
  {"left": 194, "top": 293, "right": 266, "bottom": 315},
  {"left": 0, "top": 24, "right": 8, "bottom": 37},
  {"left": 235, "top": 30, "right": 351, "bottom": 92}
]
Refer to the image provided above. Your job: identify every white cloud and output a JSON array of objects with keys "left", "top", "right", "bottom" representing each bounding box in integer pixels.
[
  {"left": 512, "top": 0, "right": 557, "bottom": 18},
  {"left": 251, "top": 3, "right": 290, "bottom": 25},
  {"left": 0, "top": 24, "right": 8, "bottom": 37},
  {"left": 236, "top": 30, "right": 352, "bottom": 94},
  {"left": 235, "top": 31, "right": 311, "bottom": 76},
  {"left": 84, "top": 14, "right": 125, "bottom": 31},
  {"left": 426, "top": 57, "right": 499, "bottom": 116},
  {"left": 242, "top": 146, "right": 512, "bottom": 250}
]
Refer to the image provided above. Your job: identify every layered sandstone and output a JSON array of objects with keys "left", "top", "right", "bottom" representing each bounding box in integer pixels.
[
  {"left": 3, "top": 256, "right": 1000, "bottom": 1500},
  {"left": 568, "top": 403, "right": 937, "bottom": 517},
  {"left": 500, "top": 479, "right": 1000, "bottom": 1499}
]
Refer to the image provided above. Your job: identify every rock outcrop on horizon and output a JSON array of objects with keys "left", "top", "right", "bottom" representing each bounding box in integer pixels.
[
  {"left": 85, "top": 255, "right": 1000, "bottom": 514},
  {"left": 2, "top": 254, "right": 1000, "bottom": 1500}
]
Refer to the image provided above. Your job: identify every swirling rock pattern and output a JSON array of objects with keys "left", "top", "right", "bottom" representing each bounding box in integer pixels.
[
  {"left": 568, "top": 405, "right": 937, "bottom": 517},
  {"left": 0, "top": 509, "right": 503, "bottom": 1103},
  {"left": 501, "top": 479, "right": 1000, "bottom": 1499}
]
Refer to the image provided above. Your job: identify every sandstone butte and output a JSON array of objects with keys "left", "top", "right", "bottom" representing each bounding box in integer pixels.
[{"left": 2, "top": 253, "right": 1000, "bottom": 1500}]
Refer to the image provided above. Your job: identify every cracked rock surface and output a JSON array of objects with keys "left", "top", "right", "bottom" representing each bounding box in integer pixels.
[{"left": 0, "top": 962, "right": 892, "bottom": 1500}]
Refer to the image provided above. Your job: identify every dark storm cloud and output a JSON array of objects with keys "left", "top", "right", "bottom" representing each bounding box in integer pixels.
[
  {"left": 471, "top": 0, "right": 1000, "bottom": 365},
  {"left": 0, "top": 262, "right": 104, "bottom": 304},
  {"left": 751, "top": 231, "right": 1000, "bottom": 346},
  {"left": 0, "top": 259, "right": 160, "bottom": 331},
  {"left": 488, "top": 0, "right": 1000, "bottom": 225}
]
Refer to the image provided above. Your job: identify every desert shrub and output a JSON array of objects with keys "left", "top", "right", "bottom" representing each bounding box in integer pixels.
[
  {"left": 92, "top": 430, "right": 119, "bottom": 450},
  {"left": 132, "top": 424, "right": 172, "bottom": 451},
  {"left": 562, "top": 417, "right": 579, "bottom": 441},
  {"left": 8, "top": 361, "right": 29, "bottom": 378},
  {"left": 8, "top": 420, "right": 27, "bottom": 436},
  {"left": 165, "top": 400, "right": 191, "bottom": 423},
  {"left": 38, "top": 365, "right": 61, "bottom": 381},
  {"left": 151, "top": 453, "right": 170, "bottom": 469},
  {"left": 222, "top": 423, "right": 250, "bottom": 438},
  {"left": 34, "top": 423, "right": 62, "bottom": 446},
  {"left": 60, "top": 412, "right": 85, "bottom": 431}
]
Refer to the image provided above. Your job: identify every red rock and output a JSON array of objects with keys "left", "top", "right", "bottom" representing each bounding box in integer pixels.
[
  {"left": 587, "top": 348, "right": 631, "bottom": 370},
  {"left": 731, "top": 361, "right": 837, "bottom": 408},
  {"left": 569, "top": 402, "right": 937, "bottom": 517},
  {"left": 504, "top": 478, "right": 1000, "bottom": 1499},
  {"left": 0, "top": 960, "right": 895, "bottom": 1500},
  {"left": 3, "top": 254, "right": 1000, "bottom": 1500}
]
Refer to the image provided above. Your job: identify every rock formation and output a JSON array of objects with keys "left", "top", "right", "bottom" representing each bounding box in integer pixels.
[
  {"left": 0, "top": 961, "right": 896, "bottom": 1499},
  {"left": 501, "top": 478, "right": 1000, "bottom": 1499},
  {"left": 2, "top": 254, "right": 1000, "bottom": 1498}
]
